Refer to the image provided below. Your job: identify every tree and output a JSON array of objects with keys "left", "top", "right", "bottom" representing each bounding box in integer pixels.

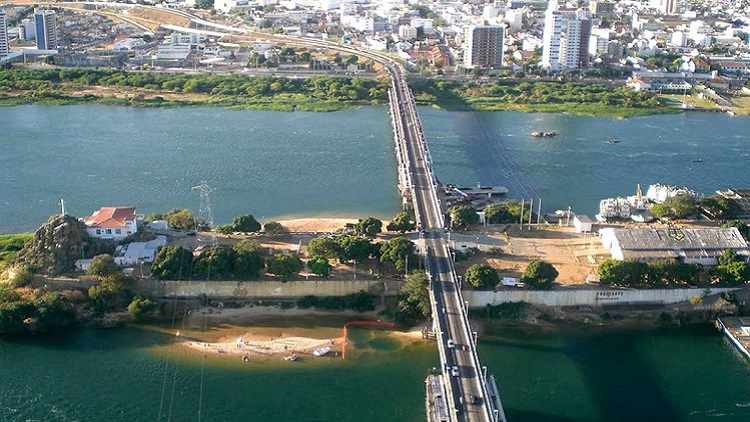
[
  {"left": 448, "top": 205, "right": 479, "bottom": 229},
  {"left": 33, "top": 292, "right": 77, "bottom": 332},
  {"left": 521, "top": 260, "right": 559, "bottom": 289},
  {"left": 232, "top": 240, "right": 264, "bottom": 279},
  {"left": 379, "top": 237, "right": 416, "bottom": 272},
  {"left": 232, "top": 214, "right": 262, "bottom": 233},
  {"left": 263, "top": 221, "right": 288, "bottom": 237},
  {"left": 215, "top": 225, "right": 233, "bottom": 235},
  {"left": 396, "top": 272, "right": 431, "bottom": 326},
  {"left": 151, "top": 246, "right": 193, "bottom": 280},
  {"left": 597, "top": 259, "right": 648, "bottom": 287},
  {"left": 308, "top": 256, "right": 332, "bottom": 277},
  {"left": 701, "top": 196, "right": 742, "bottom": 220},
  {"left": 89, "top": 254, "right": 118, "bottom": 278},
  {"left": 307, "top": 237, "right": 340, "bottom": 259},
  {"left": 192, "top": 246, "right": 234, "bottom": 280},
  {"left": 719, "top": 250, "right": 742, "bottom": 267},
  {"left": 663, "top": 194, "right": 698, "bottom": 219},
  {"left": 464, "top": 264, "right": 499, "bottom": 289},
  {"left": 165, "top": 209, "right": 202, "bottom": 231},
  {"left": 336, "top": 235, "right": 372, "bottom": 262},
  {"left": 723, "top": 220, "right": 749, "bottom": 240},
  {"left": 127, "top": 296, "right": 157, "bottom": 322},
  {"left": 386, "top": 211, "right": 416, "bottom": 233},
  {"left": 266, "top": 254, "right": 303, "bottom": 280},
  {"left": 355, "top": 217, "right": 383, "bottom": 236},
  {"left": 650, "top": 204, "right": 672, "bottom": 219},
  {"left": 144, "top": 212, "right": 164, "bottom": 223},
  {"left": 483, "top": 203, "right": 513, "bottom": 224}
]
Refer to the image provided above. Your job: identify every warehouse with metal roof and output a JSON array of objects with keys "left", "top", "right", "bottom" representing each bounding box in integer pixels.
[{"left": 599, "top": 227, "right": 750, "bottom": 266}]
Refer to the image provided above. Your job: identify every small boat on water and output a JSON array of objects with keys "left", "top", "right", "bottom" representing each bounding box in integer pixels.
[
  {"left": 284, "top": 354, "right": 299, "bottom": 362},
  {"left": 692, "top": 158, "right": 703, "bottom": 163},
  {"left": 313, "top": 347, "right": 331, "bottom": 357},
  {"left": 605, "top": 140, "right": 620, "bottom": 145},
  {"left": 242, "top": 355, "right": 249, "bottom": 362},
  {"left": 531, "top": 131, "right": 558, "bottom": 138}
]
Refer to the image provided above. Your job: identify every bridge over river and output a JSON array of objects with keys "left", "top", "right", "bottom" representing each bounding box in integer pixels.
[{"left": 18, "top": 4, "right": 509, "bottom": 420}]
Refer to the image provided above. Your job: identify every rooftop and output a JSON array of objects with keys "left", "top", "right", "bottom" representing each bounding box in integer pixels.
[
  {"left": 84, "top": 206, "right": 137, "bottom": 229},
  {"left": 603, "top": 227, "right": 749, "bottom": 251}
]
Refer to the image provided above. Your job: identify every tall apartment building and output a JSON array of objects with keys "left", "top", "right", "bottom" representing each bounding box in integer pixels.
[
  {"left": 541, "top": 0, "right": 592, "bottom": 72},
  {"left": 463, "top": 25, "right": 505, "bottom": 69},
  {"left": 660, "top": 0, "right": 678, "bottom": 15},
  {"left": 0, "top": 10, "right": 9, "bottom": 58},
  {"left": 34, "top": 9, "right": 58, "bottom": 50}
]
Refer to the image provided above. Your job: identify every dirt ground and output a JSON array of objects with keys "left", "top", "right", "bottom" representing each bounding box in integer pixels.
[{"left": 455, "top": 225, "right": 608, "bottom": 285}]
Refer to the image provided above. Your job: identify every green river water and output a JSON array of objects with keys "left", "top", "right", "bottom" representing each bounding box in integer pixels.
[{"left": 2, "top": 324, "right": 749, "bottom": 422}]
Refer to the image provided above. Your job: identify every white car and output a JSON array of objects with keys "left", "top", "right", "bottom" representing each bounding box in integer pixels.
[
  {"left": 447, "top": 339, "right": 455, "bottom": 349},
  {"left": 450, "top": 366, "right": 460, "bottom": 377}
]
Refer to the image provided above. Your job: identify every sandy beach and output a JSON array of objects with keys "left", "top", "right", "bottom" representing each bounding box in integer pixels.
[
  {"left": 273, "top": 218, "right": 357, "bottom": 233},
  {"left": 170, "top": 306, "right": 426, "bottom": 360}
]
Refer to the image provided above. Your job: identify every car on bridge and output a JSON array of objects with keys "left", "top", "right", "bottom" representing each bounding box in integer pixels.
[
  {"left": 450, "top": 366, "right": 459, "bottom": 377},
  {"left": 447, "top": 339, "right": 455, "bottom": 349}
]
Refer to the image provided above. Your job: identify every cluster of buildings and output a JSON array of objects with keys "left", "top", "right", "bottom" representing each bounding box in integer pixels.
[
  {"left": 75, "top": 206, "right": 169, "bottom": 272},
  {"left": 0, "top": 7, "right": 59, "bottom": 60}
]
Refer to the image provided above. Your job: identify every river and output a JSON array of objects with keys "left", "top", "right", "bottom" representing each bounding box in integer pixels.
[
  {"left": 2, "top": 324, "right": 749, "bottom": 422},
  {"left": 3, "top": 106, "right": 749, "bottom": 233}
]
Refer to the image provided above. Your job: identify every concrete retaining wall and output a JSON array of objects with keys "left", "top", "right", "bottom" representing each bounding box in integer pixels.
[
  {"left": 464, "top": 287, "right": 742, "bottom": 308},
  {"left": 136, "top": 279, "right": 402, "bottom": 299}
]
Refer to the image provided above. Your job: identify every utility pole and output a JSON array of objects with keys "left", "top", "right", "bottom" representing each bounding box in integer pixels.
[
  {"left": 519, "top": 199, "right": 525, "bottom": 229},
  {"left": 537, "top": 198, "right": 542, "bottom": 226},
  {"left": 59, "top": 198, "right": 65, "bottom": 215},
  {"left": 528, "top": 198, "right": 533, "bottom": 230}
]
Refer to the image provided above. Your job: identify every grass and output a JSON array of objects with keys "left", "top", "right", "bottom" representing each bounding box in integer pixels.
[
  {"left": 0, "top": 233, "right": 33, "bottom": 270},
  {"left": 659, "top": 93, "right": 720, "bottom": 111},
  {"left": 729, "top": 96, "right": 750, "bottom": 115}
]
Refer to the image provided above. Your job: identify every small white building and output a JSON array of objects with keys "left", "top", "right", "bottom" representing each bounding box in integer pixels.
[
  {"left": 573, "top": 215, "right": 593, "bottom": 233},
  {"left": 84, "top": 207, "right": 138, "bottom": 240},
  {"left": 114, "top": 236, "right": 168, "bottom": 266}
]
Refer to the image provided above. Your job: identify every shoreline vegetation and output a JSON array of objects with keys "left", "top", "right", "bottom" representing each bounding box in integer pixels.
[{"left": 0, "top": 68, "right": 675, "bottom": 117}]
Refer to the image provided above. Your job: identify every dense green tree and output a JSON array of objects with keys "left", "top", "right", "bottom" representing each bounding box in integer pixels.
[
  {"left": 483, "top": 203, "right": 513, "bottom": 224},
  {"left": 343, "top": 290, "right": 376, "bottom": 312},
  {"left": 650, "top": 204, "right": 672, "bottom": 219},
  {"left": 144, "top": 212, "right": 164, "bottom": 223},
  {"left": 151, "top": 246, "right": 193, "bottom": 280},
  {"left": 215, "top": 224, "right": 233, "bottom": 234},
  {"left": 307, "top": 237, "right": 340, "bottom": 259},
  {"left": 128, "top": 296, "right": 158, "bottom": 322},
  {"left": 263, "top": 221, "right": 288, "bottom": 237},
  {"left": 266, "top": 254, "right": 303, "bottom": 280},
  {"left": 33, "top": 292, "right": 77, "bottom": 333},
  {"left": 662, "top": 194, "right": 698, "bottom": 219},
  {"left": 464, "top": 264, "right": 499, "bottom": 289},
  {"left": 597, "top": 259, "right": 649, "bottom": 286},
  {"left": 87, "top": 274, "right": 136, "bottom": 312},
  {"left": 379, "top": 237, "right": 417, "bottom": 272},
  {"left": 165, "top": 209, "right": 202, "bottom": 231},
  {"left": 719, "top": 250, "right": 742, "bottom": 267},
  {"left": 717, "top": 261, "right": 750, "bottom": 285},
  {"left": 700, "top": 195, "right": 742, "bottom": 220},
  {"left": 232, "top": 240, "right": 264, "bottom": 279},
  {"left": 336, "top": 235, "right": 372, "bottom": 262},
  {"left": 0, "top": 300, "right": 36, "bottom": 334},
  {"left": 192, "top": 246, "right": 234, "bottom": 280},
  {"left": 307, "top": 256, "right": 332, "bottom": 277},
  {"left": 722, "top": 220, "right": 749, "bottom": 240},
  {"left": 386, "top": 211, "right": 416, "bottom": 233},
  {"left": 396, "top": 272, "right": 431, "bottom": 326},
  {"left": 355, "top": 217, "right": 383, "bottom": 236},
  {"left": 448, "top": 205, "right": 479, "bottom": 229},
  {"left": 232, "top": 214, "right": 262, "bottom": 233},
  {"left": 89, "top": 254, "right": 118, "bottom": 278},
  {"left": 521, "top": 260, "right": 559, "bottom": 289}
]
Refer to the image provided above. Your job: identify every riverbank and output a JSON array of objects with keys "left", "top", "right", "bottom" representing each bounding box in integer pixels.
[
  {"left": 0, "top": 68, "right": 677, "bottom": 117},
  {"left": 144, "top": 305, "right": 425, "bottom": 361}
]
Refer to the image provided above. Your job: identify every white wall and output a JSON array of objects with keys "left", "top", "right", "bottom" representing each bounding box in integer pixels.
[{"left": 465, "top": 287, "right": 741, "bottom": 308}]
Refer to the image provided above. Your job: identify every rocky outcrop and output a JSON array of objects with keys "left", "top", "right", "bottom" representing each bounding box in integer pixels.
[{"left": 16, "top": 214, "right": 91, "bottom": 275}]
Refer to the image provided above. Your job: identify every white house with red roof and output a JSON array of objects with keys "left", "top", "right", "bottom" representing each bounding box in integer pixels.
[{"left": 84, "top": 206, "right": 138, "bottom": 240}]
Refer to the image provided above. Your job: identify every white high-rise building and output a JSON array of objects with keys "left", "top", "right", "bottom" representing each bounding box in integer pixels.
[
  {"left": 541, "top": 0, "right": 592, "bottom": 72},
  {"left": 463, "top": 25, "right": 504, "bottom": 69},
  {"left": 34, "top": 9, "right": 58, "bottom": 50},
  {"left": 0, "top": 10, "right": 9, "bottom": 58}
]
